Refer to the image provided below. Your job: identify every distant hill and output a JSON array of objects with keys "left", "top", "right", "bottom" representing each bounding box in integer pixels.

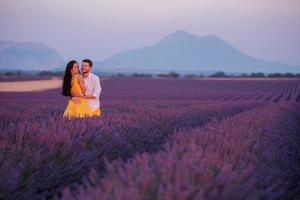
[
  {"left": 0, "top": 41, "right": 64, "bottom": 70},
  {"left": 96, "top": 30, "right": 299, "bottom": 73}
]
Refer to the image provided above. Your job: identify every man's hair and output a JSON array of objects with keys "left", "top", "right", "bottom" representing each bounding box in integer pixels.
[{"left": 82, "top": 59, "right": 93, "bottom": 67}]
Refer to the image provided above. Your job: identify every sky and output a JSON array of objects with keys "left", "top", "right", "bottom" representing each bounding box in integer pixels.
[{"left": 0, "top": 0, "right": 299, "bottom": 65}]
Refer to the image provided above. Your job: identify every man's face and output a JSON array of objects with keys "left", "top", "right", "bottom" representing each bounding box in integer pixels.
[{"left": 81, "top": 62, "right": 91, "bottom": 74}]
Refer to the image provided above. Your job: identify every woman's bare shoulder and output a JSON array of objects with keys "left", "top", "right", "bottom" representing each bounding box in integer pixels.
[{"left": 76, "top": 74, "right": 83, "bottom": 80}]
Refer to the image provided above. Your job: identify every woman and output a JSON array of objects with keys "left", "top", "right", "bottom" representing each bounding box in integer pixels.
[{"left": 62, "top": 60, "right": 97, "bottom": 118}]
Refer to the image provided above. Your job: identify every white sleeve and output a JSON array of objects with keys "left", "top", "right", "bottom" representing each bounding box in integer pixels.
[{"left": 92, "top": 76, "right": 101, "bottom": 98}]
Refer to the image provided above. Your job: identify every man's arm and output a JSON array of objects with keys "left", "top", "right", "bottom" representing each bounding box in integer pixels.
[
  {"left": 86, "top": 75, "right": 101, "bottom": 99},
  {"left": 64, "top": 93, "right": 81, "bottom": 104}
]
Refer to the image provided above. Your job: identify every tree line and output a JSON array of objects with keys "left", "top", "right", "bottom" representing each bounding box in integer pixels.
[{"left": 1, "top": 70, "right": 300, "bottom": 78}]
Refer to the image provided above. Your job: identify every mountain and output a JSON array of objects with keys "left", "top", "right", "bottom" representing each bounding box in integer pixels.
[
  {"left": 96, "top": 30, "right": 299, "bottom": 73},
  {"left": 0, "top": 41, "right": 64, "bottom": 70}
]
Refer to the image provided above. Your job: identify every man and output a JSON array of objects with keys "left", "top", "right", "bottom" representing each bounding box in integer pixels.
[{"left": 72, "top": 59, "right": 101, "bottom": 116}]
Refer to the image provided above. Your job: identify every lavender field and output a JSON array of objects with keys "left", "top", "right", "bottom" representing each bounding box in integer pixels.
[{"left": 0, "top": 77, "right": 300, "bottom": 200}]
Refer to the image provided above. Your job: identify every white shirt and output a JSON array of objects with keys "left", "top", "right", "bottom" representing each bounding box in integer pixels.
[{"left": 83, "top": 72, "right": 101, "bottom": 111}]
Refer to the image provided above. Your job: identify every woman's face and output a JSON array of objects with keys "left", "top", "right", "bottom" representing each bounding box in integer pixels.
[{"left": 71, "top": 63, "right": 79, "bottom": 74}]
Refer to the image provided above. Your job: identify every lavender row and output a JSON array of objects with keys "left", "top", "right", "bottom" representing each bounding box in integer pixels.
[
  {"left": 64, "top": 102, "right": 300, "bottom": 200},
  {"left": 0, "top": 101, "right": 262, "bottom": 199}
]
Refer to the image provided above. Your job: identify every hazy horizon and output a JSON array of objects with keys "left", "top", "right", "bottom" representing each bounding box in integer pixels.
[{"left": 1, "top": 0, "right": 300, "bottom": 65}]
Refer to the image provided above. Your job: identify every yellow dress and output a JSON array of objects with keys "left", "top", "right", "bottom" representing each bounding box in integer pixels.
[{"left": 63, "top": 74, "right": 101, "bottom": 118}]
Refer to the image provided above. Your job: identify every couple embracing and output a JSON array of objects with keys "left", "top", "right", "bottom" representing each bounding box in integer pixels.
[{"left": 62, "top": 59, "right": 101, "bottom": 119}]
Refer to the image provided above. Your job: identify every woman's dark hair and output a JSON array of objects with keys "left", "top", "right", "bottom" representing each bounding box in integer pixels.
[{"left": 62, "top": 60, "right": 77, "bottom": 96}]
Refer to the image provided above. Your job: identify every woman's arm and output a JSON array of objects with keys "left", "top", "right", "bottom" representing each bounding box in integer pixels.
[{"left": 77, "top": 74, "right": 86, "bottom": 95}]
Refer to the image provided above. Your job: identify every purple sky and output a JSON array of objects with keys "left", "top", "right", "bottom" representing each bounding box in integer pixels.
[{"left": 0, "top": 0, "right": 299, "bottom": 65}]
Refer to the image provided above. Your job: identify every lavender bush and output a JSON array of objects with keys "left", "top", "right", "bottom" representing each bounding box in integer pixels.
[
  {"left": 63, "top": 103, "right": 300, "bottom": 200},
  {"left": 0, "top": 77, "right": 299, "bottom": 199}
]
